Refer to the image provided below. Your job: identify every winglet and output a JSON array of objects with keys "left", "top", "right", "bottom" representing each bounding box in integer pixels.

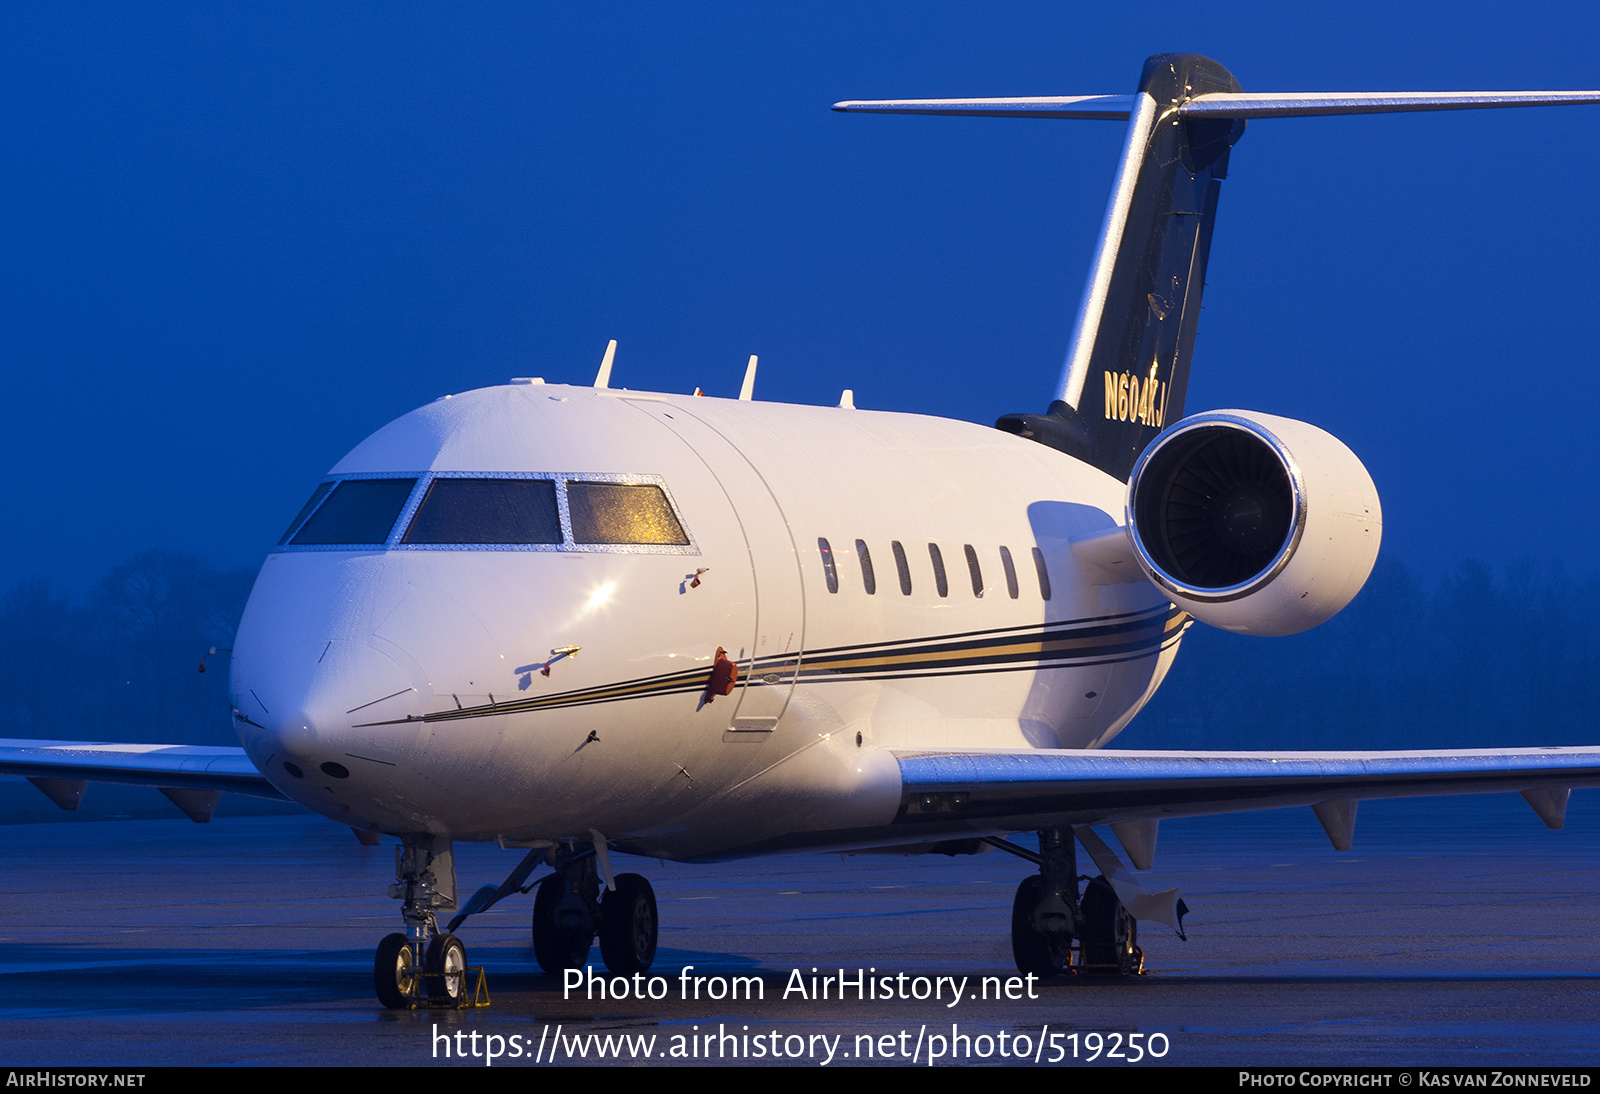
[{"left": 593, "top": 339, "right": 618, "bottom": 389}]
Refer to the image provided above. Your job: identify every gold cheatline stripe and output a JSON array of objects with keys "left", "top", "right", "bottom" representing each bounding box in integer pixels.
[
  {"left": 423, "top": 668, "right": 706, "bottom": 721},
  {"left": 796, "top": 612, "right": 1180, "bottom": 675},
  {"left": 770, "top": 606, "right": 1173, "bottom": 667},
  {"left": 422, "top": 607, "right": 1194, "bottom": 721}
]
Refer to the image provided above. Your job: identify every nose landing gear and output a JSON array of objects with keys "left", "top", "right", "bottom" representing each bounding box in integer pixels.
[
  {"left": 373, "top": 834, "right": 664, "bottom": 1005},
  {"left": 375, "top": 833, "right": 478, "bottom": 1009},
  {"left": 373, "top": 932, "right": 418, "bottom": 1010}
]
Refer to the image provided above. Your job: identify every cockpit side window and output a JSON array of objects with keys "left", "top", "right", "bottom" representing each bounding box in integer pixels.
[
  {"left": 567, "top": 482, "right": 689, "bottom": 546},
  {"left": 290, "top": 479, "right": 417, "bottom": 545},
  {"left": 279, "top": 482, "right": 333, "bottom": 544},
  {"left": 402, "top": 478, "right": 561, "bottom": 545}
]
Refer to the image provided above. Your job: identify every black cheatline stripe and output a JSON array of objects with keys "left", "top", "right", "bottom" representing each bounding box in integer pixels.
[
  {"left": 751, "top": 605, "right": 1175, "bottom": 668},
  {"left": 370, "top": 606, "right": 1190, "bottom": 726},
  {"left": 783, "top": 610, "right": 1181, "bottom": 677},
  {"left": 417, "top": 621, "right": 1187, "bottom": 720},
  {"left": 741, "top": 605, "right": 1180, "bottom": 678},
  {"left": 800, "top": 642, "right": 1186, "bottom": 686},
  {"left": 359, "top": 663, "right": 716, "bottom": 725},
  {"left": 794, "top": 617, "right": 1184, "bottom": 681}
]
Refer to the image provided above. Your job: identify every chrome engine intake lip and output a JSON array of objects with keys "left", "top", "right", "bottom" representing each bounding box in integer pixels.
[{"left": 1126, "top": 412, "right": 1308, "bottom": 604}]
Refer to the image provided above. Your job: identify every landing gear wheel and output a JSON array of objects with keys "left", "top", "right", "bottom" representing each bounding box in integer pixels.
[
  {"left": 1080, "top": 874, "right": 1138, "bottom": 975},
  {"left": 1011, "top": 875, "right": 1072, "bottom": 977},
  {"left": 426, "top": 932, "right": 468, "bottom": 1004},
  {"left": 600, "top": 873, "right": 658, "bottom": 975},
  {"left": 375, "top": 932, "right": 418, "bottom": 1009},
  {"left": 533, "top": 873, "right": 593, "bottom": 974}
]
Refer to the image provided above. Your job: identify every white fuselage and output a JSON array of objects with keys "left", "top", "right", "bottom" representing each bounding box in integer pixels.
[{"left": 228, "top": 382, "right": 1184, "bottom": 858}]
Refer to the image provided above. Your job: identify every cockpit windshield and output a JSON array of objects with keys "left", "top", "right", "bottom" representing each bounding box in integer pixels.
[
  {"left": 274, "top": 473, "right": 693, "bottom": 553},
  {"left": 279, "top": 482, "right": 333, "bottom": 544},
  {"left": 290, "top": 479, "right": 418, "bottom": 545},
  {"left": 402, "top": 478, "right": 561, "bottom": 544},
  {"left": 567, "top": 482, "right": 689, "bottom": 545}
]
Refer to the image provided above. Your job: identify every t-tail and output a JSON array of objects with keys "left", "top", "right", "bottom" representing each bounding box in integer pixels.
[{"left": 836, "top": 54, "right": 1600, "bottom": 482}]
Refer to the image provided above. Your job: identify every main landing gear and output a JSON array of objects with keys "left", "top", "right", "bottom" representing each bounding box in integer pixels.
[
  {"left": 375, "top": 834, "right": 470, "bottom": 1009},
  {"left": 531, "top": 849, "right": 659, "bottom": 976},
  {"left": 1002, "top": 828, "right": 1143, "bottom": 977}
]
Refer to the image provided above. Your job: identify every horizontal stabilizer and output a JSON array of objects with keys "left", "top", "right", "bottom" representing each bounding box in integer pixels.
[
  {"left": 1182, "top": 90, "right": 1600, "bottom": 118},
  {"left": 833, "top": 95, "right": 1135, "bottom": 119},
  {"left": 835, "top": 90, "right": 1600, "bottom": 122}
]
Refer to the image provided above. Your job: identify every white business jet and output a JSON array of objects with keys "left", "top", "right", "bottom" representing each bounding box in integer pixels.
[{"left": 7, "top": 54, "right": 1600, "bottom": 1009}]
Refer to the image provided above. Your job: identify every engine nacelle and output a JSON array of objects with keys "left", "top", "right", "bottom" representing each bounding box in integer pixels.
[{"left": 1126, "top": 410, "right": 1381, "bottom": 636}]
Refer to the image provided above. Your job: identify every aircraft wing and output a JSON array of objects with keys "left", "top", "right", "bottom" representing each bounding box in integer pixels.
[
  {"left": 891, "top": 746, "right": 1600, "bottom": 835},
  {"left": 0, "top": 739, "right": 283, "bottom": 801}
]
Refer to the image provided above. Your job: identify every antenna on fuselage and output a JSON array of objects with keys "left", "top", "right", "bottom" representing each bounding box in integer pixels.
[
  {"left": 593, "top": 339, "right": 618, "bottom": 389},
  {"left": 738, "top": 355, "right": 758, "bottom": 400}
]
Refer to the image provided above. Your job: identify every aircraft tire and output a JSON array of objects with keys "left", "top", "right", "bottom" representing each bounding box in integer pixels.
[
  {"left": 532, "top": 873, "right": 593, "bottom": 974},
  {"left": 1080, "top": 875, "right": 1135, "bottom": 975},
  {"left": 599, "top": 873, "right": 658, "bottom": 975},
  {"left": 1010, "top": 875, "right": 1070, "bottom": 977},
  {"left": 425, "top": 932, "right": 468, "bottom": 1004},
  {"left": 374, "top": 932, "right": 417, "bottom": 1010}
]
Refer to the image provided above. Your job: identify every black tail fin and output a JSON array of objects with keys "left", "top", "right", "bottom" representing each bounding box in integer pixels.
[{"left": 997, "top": 54, "right": 1245, "bottom": 481}]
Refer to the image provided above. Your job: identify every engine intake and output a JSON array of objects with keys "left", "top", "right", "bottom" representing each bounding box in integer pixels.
[{"left": 1127, "top": 411, "right": 1381, "bottom": 635}]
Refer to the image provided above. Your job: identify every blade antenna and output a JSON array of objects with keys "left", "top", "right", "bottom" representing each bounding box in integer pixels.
[
  {"left": 739, "top": 355, "right": 758, "bottom": 400},
  {"left": 593, "top": 339, "right": 617, "bottom": 389}
]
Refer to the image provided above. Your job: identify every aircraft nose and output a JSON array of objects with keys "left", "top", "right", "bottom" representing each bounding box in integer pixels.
[{"left": 236, "top": 637, "right": 421, "bottom": 780}]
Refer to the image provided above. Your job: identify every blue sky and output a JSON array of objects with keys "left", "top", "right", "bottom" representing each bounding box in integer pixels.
[{"left": 4, "top": 3, "right": 1598, "bottom": 593}]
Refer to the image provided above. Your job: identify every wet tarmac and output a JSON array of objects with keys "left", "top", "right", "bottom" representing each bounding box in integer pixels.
[{"left": 2, "top": 790, "right": 1598, "bottom": 1067}]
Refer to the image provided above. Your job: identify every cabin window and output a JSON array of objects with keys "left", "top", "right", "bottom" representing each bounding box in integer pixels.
[
  {"left": 1032, "top": 547, "right": 1053, "bottom": 601},
  {"left": 568, "top": 482, "right": 689, "bottom": 545},
  {"left": 855, "top": 540, "right": 876, "bottom": 595},
  {"left": 963, "top": 544, "right": 984, "bottom": 597},
  {"left": 818, "top": 538, "right": 839, "bottom": 593},
  {"left": 279, "top": 482, "right": 333, "bottom": 544},
  {"left": 891, "top": 541, "right": 912, "bottom": 595},
  {"left": 999, "top": 545, "right": 1020, "bottom": 599},
  {"left": 403, "top": 478, "right": 561, "bottom": 545},
  {"left": 290, "top": 479, "right": 417, "bottom": 545},
  {"left": 928, "top": 543, "right": 949, "bottom": 598}
]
